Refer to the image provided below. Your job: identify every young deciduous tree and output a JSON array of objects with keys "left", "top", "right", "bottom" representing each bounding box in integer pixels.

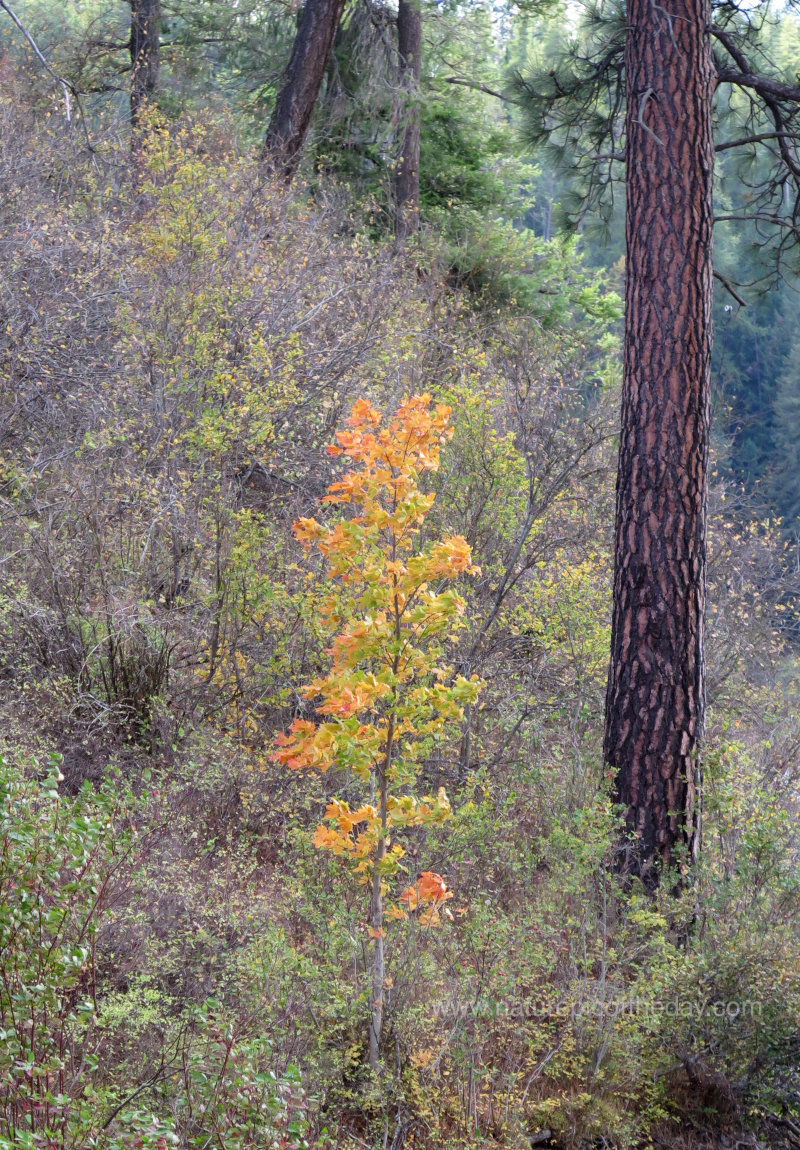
[{"left": 274, "top": 394, "right": 482, "bottom": 1070}]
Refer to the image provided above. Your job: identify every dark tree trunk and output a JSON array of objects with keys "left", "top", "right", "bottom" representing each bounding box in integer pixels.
[
  {"left": 394, "top": 0, "right": 421, "bottom": 239},
  {"left": 604, "top": 0, "right": 714, "bottom": 883},
  {"left": 262, "top": 0, "right": 347, "bottom": 184},
  {"left": 130, "top": 0, "right": 160, "bottom": 131}
]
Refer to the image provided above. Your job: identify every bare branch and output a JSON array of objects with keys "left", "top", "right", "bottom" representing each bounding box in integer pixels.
[
  {"left": 713, "top": 27, "right": 800, "bottom": 111},
  {"left": 716, "top": 66, "right": 800, "bottom": 106},
  {"left": 713, "top": 269, "right": 747, "bottom": 306},
  {"left": 716, "top": 130, "right": 800, "bottom": 152},
  {"left": 715, "top": 213, "right": 798, "bottom": 229},
  {"left": 712, "top": 24, "right": 800, "bottom": 189},
  {"left": 443, "top": 76, "right": 522, "bottom": 105}
]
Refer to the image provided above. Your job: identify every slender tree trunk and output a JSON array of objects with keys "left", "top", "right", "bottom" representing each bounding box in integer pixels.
[
  {"left": 604, "top": 0, "right": 714, "bottom": 883},
  {"left": 368, "top": 625, "right": 399, "bottom": 1072},
  {"left": 368, "top": 757, "right": 388, "bottom": 1072},
  {"left": 394, "top": 0, "right": 421, "bottom": 239},
  {"left": 130, "top": 0, "right": 160, "bottom": 132},
  {"left": 262, "top": 0, "right": 346, "bottom": 185}
]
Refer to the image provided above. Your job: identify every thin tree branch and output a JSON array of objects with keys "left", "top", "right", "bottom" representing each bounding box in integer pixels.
[
  {"left": 442, "top": 76, "right": 522, "bottom": 105},
  {"left": 715, "top": 213, "right": 798, "bottom": 229},
  {"left": 712, "top": 25, "right": 800, "bottom": 190},
  {"left": 715, "top": 67, "right": 800, "bottom": 105},
  {"left": 101, "top": 1062, "right": 173, "bottom": 1129},
  {"left": 713, "top": 27, "right": 800, "bottom": 105},
  {"left": 713, "top": 269, "right": 747, "bottom": 306},
  {"left": 715, "top": 130, "right": 800, "bottom": 152}
]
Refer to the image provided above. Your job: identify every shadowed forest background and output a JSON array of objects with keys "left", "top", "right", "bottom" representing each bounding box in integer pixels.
[{"left": 1, "top": 1, "right": 800, "bottom": 1147}]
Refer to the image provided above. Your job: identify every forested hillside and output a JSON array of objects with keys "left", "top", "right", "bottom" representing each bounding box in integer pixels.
[{"left": 1, "top": 2, "right": 799, "bottom": 1149}]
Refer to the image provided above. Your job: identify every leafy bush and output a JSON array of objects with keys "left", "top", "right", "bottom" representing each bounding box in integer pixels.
[{"left": 0, "top": 753, "right": 136, "bottom": 1147}]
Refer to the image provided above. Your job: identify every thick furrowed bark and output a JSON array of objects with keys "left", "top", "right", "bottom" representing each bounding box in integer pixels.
[
  {"left": 262, "top": 0, "right": 346, "bottom": 185},
  {"left": 604, "top": 0, "right": 714, "bottom": 883}
]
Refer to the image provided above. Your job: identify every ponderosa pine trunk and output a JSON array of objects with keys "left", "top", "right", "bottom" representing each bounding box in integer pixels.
[
  {"left": 130, "top": 0, "right": 160, "bottom": 132},
  {"left": 262, "top": 0, "right": 346, "bottom": 184},
  {"left": 394, "top": 0, "right": 421, "bottom": 239},
  {"left": 604, "top": 0, "right": 714, "bottom": 883}
]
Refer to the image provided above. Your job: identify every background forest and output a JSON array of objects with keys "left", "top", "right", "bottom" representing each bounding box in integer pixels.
[{"left": 1, "top": 1, "right": 800, "bottom": 1148}]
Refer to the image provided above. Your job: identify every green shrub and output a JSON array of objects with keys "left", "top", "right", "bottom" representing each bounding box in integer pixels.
[{"left": 0, "top": 753, "right": 138, "bottom": 1147}]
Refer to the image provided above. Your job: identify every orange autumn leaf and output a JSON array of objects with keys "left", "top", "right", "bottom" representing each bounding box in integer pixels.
[
  {"left": 417, "top": 871, "right": 453, "bottom": 901},
  {"left": 293, "top": 516, "right": 324, "bottom": 544},
  {"left": 312, "top": 824, "right": 353, "bottom": 855},
  {"left": 399, "top": 871, "right": 453, "bottom": 911},
  {"left": 324, "top": 798, "right": 377, "bottom": 833},
  {"left": 272, "top": 719, "right": 319, "bottom": 770}
]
